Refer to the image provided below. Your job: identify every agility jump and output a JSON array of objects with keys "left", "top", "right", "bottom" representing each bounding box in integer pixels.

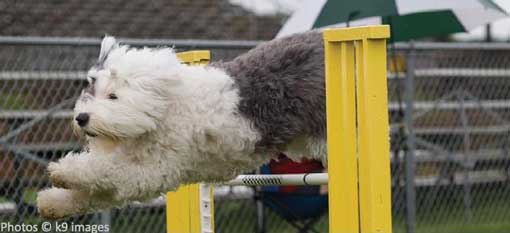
[{"left": 167, "top": 25, "right": 392, "bottom": 233}]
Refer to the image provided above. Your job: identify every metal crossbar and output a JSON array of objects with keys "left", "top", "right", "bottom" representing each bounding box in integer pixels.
[
  {"left": 0, "top": 36, "right": 261, "bottom": 48},
  {"left": 223, "top": 173, "right": 328, "bottom": 186}
]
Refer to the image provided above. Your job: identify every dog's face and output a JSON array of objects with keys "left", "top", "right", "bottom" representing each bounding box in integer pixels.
[{"left": 73, "top": 37, "right": 183, "bottom": 140}]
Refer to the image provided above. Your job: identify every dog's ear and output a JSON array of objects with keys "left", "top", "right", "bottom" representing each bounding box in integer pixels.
[
  {"left": 98, "top": 36, "right": 119, "bottom": 65},
  {"left": 131, "top": 75, "right": 182, "bottom": 99}
]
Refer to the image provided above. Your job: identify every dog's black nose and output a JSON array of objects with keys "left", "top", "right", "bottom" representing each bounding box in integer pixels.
[{"left": 75, "top": 113, "right": 90, "bottom": 127}]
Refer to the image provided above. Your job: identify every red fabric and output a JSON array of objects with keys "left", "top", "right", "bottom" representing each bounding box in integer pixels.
[{"left": 268, "top": 153, "right": 324, "bottom": 193}]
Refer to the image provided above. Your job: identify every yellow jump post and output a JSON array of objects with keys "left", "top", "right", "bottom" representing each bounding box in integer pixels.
[
  {"left": 325, "top": 25, "right": 392, "bottom": 233},
  {"left": 166, "top": 25, "right": 392, "bottom": 233},
  {"left": 167, "top": 51, "right": 214, "bottom": 233}
]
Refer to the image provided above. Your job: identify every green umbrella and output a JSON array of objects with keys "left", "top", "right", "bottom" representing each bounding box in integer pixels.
[{"left": 277, "top": 0, "right": 509, "bottom": 41}]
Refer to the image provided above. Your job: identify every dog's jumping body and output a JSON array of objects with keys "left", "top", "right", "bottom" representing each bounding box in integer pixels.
[{"left": 37, "top": 31, "right": 326, "bottom": 219}]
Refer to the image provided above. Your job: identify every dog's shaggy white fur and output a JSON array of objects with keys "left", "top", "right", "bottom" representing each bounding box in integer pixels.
[{"left": 37, "top": 32, "right": 326, "bottom": 219}]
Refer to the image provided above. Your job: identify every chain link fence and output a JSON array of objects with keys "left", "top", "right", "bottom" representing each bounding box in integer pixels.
[
  {"left": 0, "top": 37, "right": 509, "bottom": 233},
  {"left": 389, "top": 43, "right": 510, "bottom": 233}
]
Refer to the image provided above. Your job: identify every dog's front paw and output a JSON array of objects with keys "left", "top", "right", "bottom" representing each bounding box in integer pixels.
[
  {"left": 48, "top": 162, "right": 82, "bottom": 190},
  {"left": 48, "top": 162, "right": 70, "bottom": 189}
]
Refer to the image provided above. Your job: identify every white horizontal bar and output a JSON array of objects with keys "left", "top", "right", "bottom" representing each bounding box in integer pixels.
[
  {"left": 393, "top": 170, "right": 508, "bottom": 187},
  {"left": 415, "top": 68, "right": 510, "bottom": 78},
  {"left": 3, "top": 100, "right": 509, "bottom": 119},
  {"left": 389, "top": 69, "right": 510, "bottom": 79},
  {"left": 223, "top": 173, "right": 328, "bottom": 186},
  {"left": 0, "top": 202, "right": 16, "bottom": 214},
  {"left": 0, "top": 71, "right": 86, "bottom": 80},
  {"left": 393, "top": 42, "right": 510, "bottom": 50},
  {"left": 389, "top": 100, "right": 510, "bottom": 110},
  {"left": 392, "top": 149, "right": 510, "bottom": 163},
  {"left": 2, "top": 69, "right": 509, "bottom": 81},
  {"left": 413, "top": 125, "right": 510, "bottom": 135},
  {"left": 0, "top": 110, "right": 73, "bottom": 118},
  {"left": 12, "top": 142, "right": 80, "bottom": 151},
  {"left": 0, "top": 36, "right": 261, "bottom": 48}
]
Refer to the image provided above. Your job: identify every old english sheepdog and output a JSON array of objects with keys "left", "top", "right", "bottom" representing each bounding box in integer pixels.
[{"left": 37, "top": 31, "right": 326, "bottom": 219}]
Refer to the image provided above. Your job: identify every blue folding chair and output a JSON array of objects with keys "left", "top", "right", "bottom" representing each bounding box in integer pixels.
[{"left": 259, "top": 154, "right": 328, "bottom": 233}]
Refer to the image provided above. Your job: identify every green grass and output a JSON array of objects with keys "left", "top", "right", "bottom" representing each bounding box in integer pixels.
[
  {"left": 0, "top": 92, "right": 29, "bottom": 109},
  {"left": 418, "top": 223, "right": 510, "bottom": 233},
  {"left": 2, "top": 186, "right": 508, "bottom": 233},
  {"left": 22, "top": 188, "right": 38, "bottom": 204},
  {"left": 215, "top": 187, "right": 510, "bottom": 233}
]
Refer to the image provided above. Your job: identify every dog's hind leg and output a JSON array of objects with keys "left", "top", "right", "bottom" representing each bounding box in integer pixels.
[
  {"left": 37, "top": 187, "right": 118, "bottom": 220},
  {"left": 307, "top": 137, "right": 327, "bottom": 164},
  {"left": 284, "top": 136, "right": 327, "bottom": 164}
]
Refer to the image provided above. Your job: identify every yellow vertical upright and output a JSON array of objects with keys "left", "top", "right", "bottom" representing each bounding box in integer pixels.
[
  {"left": 167, "top": 51, "right": 214, "bottom": 233},
  {"left": 324, "top": 25, "right": 392, "bottom": 233},
  {"left": 356, "top": 35, "right": 392, "bottom": 233},
  {"left": 325, "top": 39, "right": 359, "bottom": 233},
  {"left": 167, "top": 185, "right": 192, "bottom": 233}
]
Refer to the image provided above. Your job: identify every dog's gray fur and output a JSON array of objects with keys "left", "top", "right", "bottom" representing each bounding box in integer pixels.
[{"left": 213, "top": 31, "right": 325, "bottom": 152}]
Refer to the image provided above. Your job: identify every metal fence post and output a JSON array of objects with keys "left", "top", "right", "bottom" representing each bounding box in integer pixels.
[
  {"left": 458, "top": 93, "right": 473, "bottom": 222},
  {"left": 255, "top": 168, "right": 266, "bottom": 233},
  {"left": 404, "top": 43, "right": 417, "bottom": 233},
  {"left": 100, "top": 211, "right": 111, "bottom": 233}
]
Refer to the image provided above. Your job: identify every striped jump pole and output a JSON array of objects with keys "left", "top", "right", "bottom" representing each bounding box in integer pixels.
[{"left": 224, "top": 173, "right": 328, "bottom": 186}]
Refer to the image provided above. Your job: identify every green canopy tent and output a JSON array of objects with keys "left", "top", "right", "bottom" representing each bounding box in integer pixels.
[{"left": 277, "top": 0, "right": 509, "bottom": 41}]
